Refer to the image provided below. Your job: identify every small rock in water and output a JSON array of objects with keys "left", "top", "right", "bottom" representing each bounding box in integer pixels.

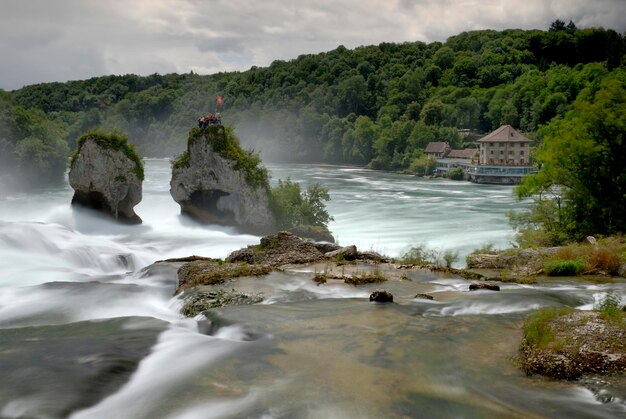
[
  {"left": 325, "top": 245, "right": 358, "bottom": 261},
  {"left": 469, "top": 283, "right": 500, "bottom": 291},
  {"left": 414, "top": 293, "right": 434, "bottom": 300},
  {"left": 370, "top": 290, "right": 393, "bottom": 303}
]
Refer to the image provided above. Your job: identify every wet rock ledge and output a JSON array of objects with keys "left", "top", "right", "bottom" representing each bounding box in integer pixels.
[{"left": 519, "top": 309, "right": 626, "bottom": 380}]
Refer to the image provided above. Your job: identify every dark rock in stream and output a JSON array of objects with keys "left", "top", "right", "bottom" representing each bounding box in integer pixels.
[
  {"left": 325, "top": 245, "right": 358, "bottom": 261},
  {"left": 0, "top": 317, "right": 166, "bottom": 418},
  {"left": 370, "top": 290, "right": 394, "bottom": 303},
  {"left": 414, "top": 293, "right": 434, "bottom": 300},
  {"left": 469, "top": 283, "right": 500, "bottom": 291}
]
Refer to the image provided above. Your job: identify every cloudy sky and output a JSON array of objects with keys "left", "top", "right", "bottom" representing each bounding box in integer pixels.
[{"left": 1, "top": 0, "right": 624, "bottom": 90}]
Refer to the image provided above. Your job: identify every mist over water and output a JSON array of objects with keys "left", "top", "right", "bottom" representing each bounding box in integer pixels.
[{"left": 1, "top": 159, "right": 624, "bottom": 418}]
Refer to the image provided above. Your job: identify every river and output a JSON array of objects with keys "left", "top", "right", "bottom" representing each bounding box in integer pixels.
[{"left": 0, "top": 159, "right": 624, "bottom": 418}]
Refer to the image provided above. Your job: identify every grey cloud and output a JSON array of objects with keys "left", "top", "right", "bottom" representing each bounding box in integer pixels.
[{"left": 1, "top": 0, "right": 625, "bottom": 90}]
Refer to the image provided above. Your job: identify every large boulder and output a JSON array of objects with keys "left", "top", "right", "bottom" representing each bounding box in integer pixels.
[
  {"left": 170, "top": 126, "right": 276, "bottom": 234},
  {"left": 69, "top": 133, "right": 143, "bottom": 224},
  {"left": 227, "top": 231, "right": 325, "bottom": 266}
]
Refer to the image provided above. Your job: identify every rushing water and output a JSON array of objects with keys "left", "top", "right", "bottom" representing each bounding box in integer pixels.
[{"left": 0, "top": 159, "right": 624, "bottom": 418}]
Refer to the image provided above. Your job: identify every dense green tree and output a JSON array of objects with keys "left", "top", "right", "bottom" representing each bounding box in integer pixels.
[
  {"left": 268, "top": 179, "right": 333, "bottom": 229},
  {"left": 515, "top": 70, "right": 626, "bottom": 241},
  {"left": 6, "top": 25, "right": 625, "bottom": 177}
]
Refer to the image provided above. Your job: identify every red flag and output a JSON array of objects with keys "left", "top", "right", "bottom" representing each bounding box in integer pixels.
[{"left": 216, "top": 95, "right": 223, "bottom": 107}]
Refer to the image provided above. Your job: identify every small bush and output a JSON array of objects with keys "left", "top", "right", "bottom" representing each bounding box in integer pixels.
[
  {"left": 588, "top": 241, "right": 623, "bottom": 275},
  {"left": 470, "top": 243, "right": 496, "bottom": 255},
  {"left": 544, "top": 258, "right": 586, "bottom": 276},
  {"left": 399, "top": 244, "right": 434, "bottom": 265},
  {"left": 553, "top": 238, "right": 625, "bottom": 275},
  {"left": 444, "top": 167, "right": 465, "bottom": 180},
  {"left": 268, "top": 178, "right": 333, "bottom": 229},
  {"left": 171, "top": 150, "right": 190, "bottom": 169},
  {"left": 443, "top": 249, "right": 459, "bottom": 268},
  {"left": 595, "top": 292, "right": 623, "bottom": 323},
  {"left": 523, "top": 307, "right": 574, "bottom": 348}
]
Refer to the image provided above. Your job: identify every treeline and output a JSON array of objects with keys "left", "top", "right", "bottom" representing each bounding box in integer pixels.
[{"left": 2, "top": 22, "right": 625, "bottom": 186}]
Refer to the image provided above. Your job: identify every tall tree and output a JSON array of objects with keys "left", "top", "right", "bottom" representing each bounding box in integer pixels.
[{"left": 516, "top": 70, "right": 626, "bottom": 241}]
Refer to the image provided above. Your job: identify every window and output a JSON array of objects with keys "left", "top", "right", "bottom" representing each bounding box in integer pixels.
[
  {"left": 509, "top": 150, "right": 513, "bottom": 155},
  {"left": 490, "top": 150, "right": 494, "bottom": 154},
  {"left": 500, "top": 150, "right": 504, "bottom": 155},
  {"left": 520, "top": 150, "right": 524, "bottom": 155},
  {"left": 499, "top": 159, "right": 504, "bottom": 163},
  {"left": 520, "top": 158, "right": 525, "bottom": 164},
  {"left": 489, "top": 142, "right": 494, "bottom": 147}
]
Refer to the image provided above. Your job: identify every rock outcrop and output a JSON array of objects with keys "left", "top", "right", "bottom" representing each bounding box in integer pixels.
[
  {"left": 466, "top": 247, "right": 560, "bottom": 271},
  {"left": 170, "top": 126, "right": 276, "bottom": 234},
  {"left": 520, "top": 310, "right": 626, "bottom": 379},
  {"left": 325, "top": 245, "right": 358, "bottom": 261},
  {"left": 227, "top": 231, "right": 325, "bottom": 266},
  {"left": 69, "top": 134, "right": 143, "bottom": 224}
]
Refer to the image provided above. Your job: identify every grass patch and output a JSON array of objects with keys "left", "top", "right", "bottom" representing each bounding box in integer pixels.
[
  {"left": 595, "top": 292, "right": 624, "bottom": 324},
  {"left": 544, "top": 258, "right": 586, "bottom": 276},
  {"left": 398, "top": 244, "right": 435, "bottom": 265},
  {"left": 523, "top": 307, "right": 574, "bottom": 349},
  {"left": 176, "top": 260, "right": 272, "bottom": 293},
  {"left": 552, "top": 238, "right": 625, "bottom": 275},
  {"left": 71, "top": 129, "right": 144, "bottom": 181},
  {"left": 469, "top": 243, "right": 496, "bottom": 255},
  {"left": 171, "top": 150, "right": 190, "bottom": 169}
]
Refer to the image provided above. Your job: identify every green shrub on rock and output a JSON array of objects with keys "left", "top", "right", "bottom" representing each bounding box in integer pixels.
[
  {"left": 72, "top": 129, "right": 144, "bottom": 181},
  {"left": 543, "top": 258, "right": 586, "bottom": 276},
  {"left": 268, "top": 178, "right": 333, "bottom": 229}
]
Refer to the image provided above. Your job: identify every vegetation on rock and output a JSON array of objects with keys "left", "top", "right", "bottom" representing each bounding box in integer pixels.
[
  {"left": 268, "top": 178, "right": 333, "bottom": 229},
  {"left": 72, "top": 129, "right": 144, "bottom": 181},
  {"left": 399, "top": 244, "right": 459, "bottom": 268},
  {"left": 180, "top": 289, "right": 263, "bottom": 317},
  {"left": 520, "top": 302, "right": 625, "bottom": 379},
  {"left": 543, "top": 259, "right": 587, "bottom": 276},
  {"left": 175, "top": 260, "right": 272, "bottom": 294},
  {"left": 174, "top": 126, "right": 269, "bottom": 189}
]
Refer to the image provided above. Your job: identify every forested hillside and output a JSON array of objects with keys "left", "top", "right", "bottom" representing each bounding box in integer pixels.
[{"left": 3, "top": 22, "right": 625, "bottom": 186}]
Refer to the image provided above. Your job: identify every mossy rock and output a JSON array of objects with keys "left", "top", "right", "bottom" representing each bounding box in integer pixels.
[
  {"left": 227, "top": 231, "right": 324, "bottom": 267},
  {"left": 520, "top": 309, "right": 626, "bottom": 379},
  {"left": 180, "top": 289, "right": 263, "bottom": 317},
  {"left": 71, "top": 129, "right": 144, "bottom": 181},
  {"left": 176, "top": 260, "right": 272, "bottom": 294}
]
